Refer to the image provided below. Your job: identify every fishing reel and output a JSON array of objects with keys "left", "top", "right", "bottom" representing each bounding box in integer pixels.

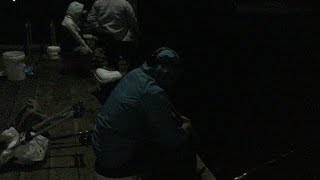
[{"left": 78, "top": 130, "right": 92, "bottom": 147}]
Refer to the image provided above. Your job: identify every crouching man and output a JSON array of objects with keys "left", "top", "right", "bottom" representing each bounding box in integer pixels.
[
  {"left": 92, "top": 48, "right": 197, "bottom": 180},
  {"left": 61, "top": 1, "right": 93, "bottom": 76}
]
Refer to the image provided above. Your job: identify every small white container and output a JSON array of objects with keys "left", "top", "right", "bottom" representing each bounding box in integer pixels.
[
  {"left": 47, "top": 46, "right": 61, "bottom": 60},
  {"left": 2, "top": 51, "right": 26, "bottom": 81}
]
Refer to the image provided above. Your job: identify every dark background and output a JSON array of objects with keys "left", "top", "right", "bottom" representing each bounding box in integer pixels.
[{"left": 0, "top": 0, "right": 319, "bottom": 179}]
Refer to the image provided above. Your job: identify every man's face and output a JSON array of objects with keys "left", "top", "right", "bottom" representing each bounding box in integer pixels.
[{"left": 156, "top": 64, "right": 184, "bottom": 93}]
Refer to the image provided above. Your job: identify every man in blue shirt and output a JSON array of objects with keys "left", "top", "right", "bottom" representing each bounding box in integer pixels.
[{"left": 92, "top": 47, "right": 196, "bottom": 180}]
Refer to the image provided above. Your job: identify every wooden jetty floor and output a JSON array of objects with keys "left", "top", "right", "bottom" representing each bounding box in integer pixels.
[{"left": 0, "top": 55, "right": 100, "bottom": 180}]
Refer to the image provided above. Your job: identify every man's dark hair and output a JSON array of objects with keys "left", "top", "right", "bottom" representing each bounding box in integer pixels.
[{"left": 146, "top": 47, "right": 182, "bottom": 67}]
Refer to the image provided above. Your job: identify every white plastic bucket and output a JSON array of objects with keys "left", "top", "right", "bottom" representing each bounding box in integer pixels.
[
  {"left": 47, "top": 46, "right": 61, "bottom": 60},
  {"left": 2, "top": 51, "right": 26, "bottom": 81}
]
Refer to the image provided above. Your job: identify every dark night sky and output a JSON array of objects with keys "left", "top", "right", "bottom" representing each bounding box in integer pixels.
[
  {"left": 0, "top": 0, "right": 94, "bottom": 44},
  {"left": 0, "top": 0, "right": 313, "bottom": 44}
]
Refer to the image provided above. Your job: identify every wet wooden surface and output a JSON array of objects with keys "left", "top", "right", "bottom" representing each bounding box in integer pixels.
[{"left": 0, "top": 55, "right": 100, "bottom": 180}]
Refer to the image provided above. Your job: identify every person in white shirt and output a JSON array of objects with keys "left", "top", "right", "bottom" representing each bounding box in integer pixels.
[
  {"left": 87, "top": 0, "right": 139, "bottom": 69},
  {"left": 61, "top": 1, "right": 93, "bottom": 55},
  {"left": 60, "top": 1, "right": 93, "bottom": 76},
  {"left": 87, "top": 0, "right": 138, "bottom": 42}
]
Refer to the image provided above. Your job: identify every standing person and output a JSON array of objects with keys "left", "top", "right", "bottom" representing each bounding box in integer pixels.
[
  {"left": 61, "top": 1, "right": 93, "bottom": 76},
  {"left": 92, "top": 47, "right": 197, "bottom": 180},
  {"left": 87, "top": 0, "right": 139, "bottom": 70}
]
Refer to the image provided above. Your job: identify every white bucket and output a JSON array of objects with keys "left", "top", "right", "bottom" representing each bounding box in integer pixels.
[
  {"left": 2, "top": 51, "right": 26, "bottom": 81},
  {"left": 47, "top": 46, "right": 61, "bottom": 60}
]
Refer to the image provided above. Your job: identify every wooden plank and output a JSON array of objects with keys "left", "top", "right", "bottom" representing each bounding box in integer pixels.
[
  {"left": 49, "top": 167, "right": 79, "bottom": 180},
  {"left": 0, "top": 59, "right": 102, "bottom": 180},
  {"left": 49, "top": 125, "right": 79, "bottom": 180},
  {"left": 18, "top": 81, "right": 49, "bottom": 180},
  {"left": 70, "top": 78, "right": 98, "bottom": 180},
  {"left": 9, "top": 78, "right": 38, "bottom": 130},
  {"left": 0, "top": 60, "right": 47, "bottom": 179},
  {"left": 48, "top": 135, "right": 79, "bottom": 180},
  {"left": 0, "top": 171, "right": 20, "bottom": 180},
  {"left": 47, "top": 74, "right": 79, "bottom": 180},
  {"left": 10, "top": 78, "right": 38, "bottom": 115},
  {"left": 0, "top": 80, "right": 28, "bottom": 179},
  {"left": 77, "top": 147, "right": 95, "bottom": 180},
  {"left": 0, "top": 81, "right": 20, "bottom": 131},
  {"left": 19, "top": 79, "right": 52, "bottom": 180},
  {"left": 49, "top": 147, "right": 78, "bottom": 166},
  {"left": 80, "top": 78, "right": 101, "bottom": 180},
  {"left": 0, "top": 55, "right": 50, "bottom": 180},
  {"left": 16, "top": 61, "right": 80, "bottom": 180},
  {"left": 19, "top": 161, "right": 50, "bottom": 180}
]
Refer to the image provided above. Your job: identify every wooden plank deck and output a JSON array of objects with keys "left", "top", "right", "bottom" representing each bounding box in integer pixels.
[{"left": 0, "top": 55, "right": 101, "bottom": 180}]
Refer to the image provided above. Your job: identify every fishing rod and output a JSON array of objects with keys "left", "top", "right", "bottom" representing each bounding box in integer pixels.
[{"left": 234, "top": 149, "right": 296, "bottom": 180}]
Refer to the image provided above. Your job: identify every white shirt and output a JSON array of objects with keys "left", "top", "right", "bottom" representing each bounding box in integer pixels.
[
  {"left": 87, "top": 0, "right": 139, "bottom": 42},
  {"left": 61, "top": 2, "right": 89, "bottom": 49}
]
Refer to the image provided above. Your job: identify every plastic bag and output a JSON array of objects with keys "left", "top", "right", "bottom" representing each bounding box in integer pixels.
[
  {"left": 14, "top": 132, "right": 49, "bottom": 165},
  {"left": 0, "top": 127, "right": 20, "bottom": 166},
  {"left": 0, "top": 127, "right": 49, "bottom": 166}
]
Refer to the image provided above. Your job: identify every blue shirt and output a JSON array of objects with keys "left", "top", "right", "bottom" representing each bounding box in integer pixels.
[{"left": 92, "top": 64, "right": 188, "bottom": 170}]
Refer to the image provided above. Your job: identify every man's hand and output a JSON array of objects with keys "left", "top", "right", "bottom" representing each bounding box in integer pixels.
[
  {"left": 181, "top": 121, "right": 194, "bottom": 135},
  {"left": 181, "top": 121, "right": 191, "bottom": 130},
  {"left": 178, "top": 115, "right": 194, "bottom": 135},
  {"left": 170, "top": 105, "right": 191, "bottom": 123}
]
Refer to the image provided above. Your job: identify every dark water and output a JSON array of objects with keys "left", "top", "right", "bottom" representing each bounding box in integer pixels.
[
  {"left": 176, "top": 13, "right": 319, "bottom": 180},
  {"left": 143, "top": 2, "right": 319, "bottom": 179}
]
